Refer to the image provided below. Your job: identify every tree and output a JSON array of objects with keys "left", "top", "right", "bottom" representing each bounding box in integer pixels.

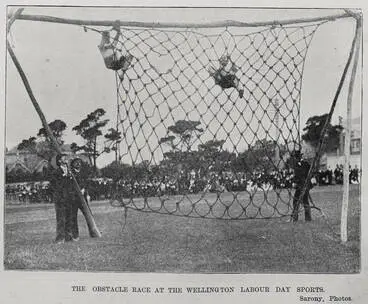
[
  {"left": 101, "top": 161, "right": 127, "bottom": 181},
  {"left": 233, "top": 139, "right": 280, "bottom": 173},
  {"left": 18, "top": 136, "right": 37, "bottom": 152},
  {"left": 160, "top": 120, "right": 203, "bottom": 152},
  {"left": 37, "top": 119, "right": 67, "bottom": 141},
  {"left": 198, "top": 139, "right": 225, "bottom": 157},
  {"left": 15, "top": 120, "right": 68, "bottom": 182},
  {"left": 70, "top": 142, "right": 80, "bottom": 154},
  {"left": 101, "top": 161, "right": 150, "bottom": 182},
  {"left": 36, "top": 119, "right": 68, "bottom": 160},
  {"left": 72, "top": 108, "right": 110, "bottom": 171},
  {"left": 302, "top": 114, "right": 343, "bottom": 153},
  {"left": 158, "top": 120, "right": 203, "bottom": 179},
  {"left": 104, "top": 127, "right": 122, "bottom": 162},
  {"left": 17, "top": 136, "right": 54, "bottom": 161},
  {"left": 198, "top": 139, "right": 229, "bottom": 174}
]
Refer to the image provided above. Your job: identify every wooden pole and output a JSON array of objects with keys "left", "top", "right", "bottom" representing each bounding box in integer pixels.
[
  {"left": 7, "top": 40, "right": 102, "bottom": 238},
  {"left": 293, "top": 14, "right": 361, "bottom": 221},
  {"left": 7, "top": 8, "right": 24, "bottom": 32},
  {"left": 273, "top": 98, "right": 281, "bottom": 168},
  {"left": 15, "top": 11, "right": 354, "bottom": 29},
  {"left": 341, "top": 16, "right": 362, "bottom": 243}
]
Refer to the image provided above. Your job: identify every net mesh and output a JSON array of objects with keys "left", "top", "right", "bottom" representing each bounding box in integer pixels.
[{"left": 99, "top": 21, "right": 324, "bottom": 220}]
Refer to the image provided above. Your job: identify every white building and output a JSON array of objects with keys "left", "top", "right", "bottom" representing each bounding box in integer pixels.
[
  {"left": 301, "top": 117, "right": 361, "bottom": 170},
  {"left": 325, "top": 116, "right": 361, "bottom": 169}
]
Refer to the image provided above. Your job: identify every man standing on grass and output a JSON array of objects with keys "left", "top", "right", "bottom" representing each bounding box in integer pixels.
[
  {"left": 48, "top": 154, "right": 71, "bottom": 244},
  {"left": 67, "top": 158, "right": 90, "bottom": 242},
  {"left": 291, "top": 150, "right": 312, "bottom": 222}
]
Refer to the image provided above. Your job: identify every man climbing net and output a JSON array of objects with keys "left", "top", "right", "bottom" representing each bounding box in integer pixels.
[
  {"left": 208, "top": 54, "right": 244, "bottom": 98},
  {"left": 98, "top": 24, "right": 133, "bottom": 81}
]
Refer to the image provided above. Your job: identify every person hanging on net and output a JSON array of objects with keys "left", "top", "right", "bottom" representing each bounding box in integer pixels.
[
  {"left": 291, "top": 150, "right": 312, "bottom": 222},
  {"left": 98, "top": 23, "right": 133, "bottom": 81},
  {"left": 208, "top": 54, "right": 244, "bottom": 98}
]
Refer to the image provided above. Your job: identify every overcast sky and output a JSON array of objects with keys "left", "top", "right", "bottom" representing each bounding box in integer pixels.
[{"left": 6, "top": 7, "right": 362, "bottom": 167}]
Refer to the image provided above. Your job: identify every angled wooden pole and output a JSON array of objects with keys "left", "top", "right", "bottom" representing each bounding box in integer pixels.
[
  {"left": 7, "top": 8, "right": 24, "bottom": 32},
  {"left": 292, "top": 11, "right": 361, "bottom": 219},
  {"left": 341, "top": 16, "right": 362, "bottom": 243},
  {"left": 7, "top": 40, "right": 102, "bottom": 238}
]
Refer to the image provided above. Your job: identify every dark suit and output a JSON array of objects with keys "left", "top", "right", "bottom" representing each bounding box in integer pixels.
[
  {"left": 48, "top": 166, "right": 71, "bottom": 242},
  {"left": 68, "top": 168, "right": 89, "bottom": 240},
  {"left": 292, "top": 160, "right": 312, "bottom": 222}
]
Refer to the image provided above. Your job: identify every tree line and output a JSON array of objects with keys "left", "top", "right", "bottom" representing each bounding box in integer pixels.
[
  {"left": 8, "top": 108, "right": 121, "bottom": 182},
  {"left": 7, "top": 111, "right": 343, "bottom": 183},
  {"left": 101, "top": 114, "right": 343, "bottom": 181}
]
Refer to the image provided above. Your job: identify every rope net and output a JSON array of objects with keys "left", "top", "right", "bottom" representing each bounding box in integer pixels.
[{"left": 100, "top": 21, "right": 325, "bottom": 220}]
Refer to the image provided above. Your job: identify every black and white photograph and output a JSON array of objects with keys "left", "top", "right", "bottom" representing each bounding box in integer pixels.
[{"left": 3, "top": 4, "right": 363, "bottom": 279}]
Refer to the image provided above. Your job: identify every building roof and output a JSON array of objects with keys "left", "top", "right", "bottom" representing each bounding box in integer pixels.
[
  {"left": 7, "top": 143, "right": 74, "bottom": 155},
  {"left": 5, "top": 142, "right": 90, "bottom": 174}
]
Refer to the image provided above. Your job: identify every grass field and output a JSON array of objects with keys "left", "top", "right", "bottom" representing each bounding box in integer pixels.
[{"left": 4, "top": 185, "right": 360, "bottom": 273}]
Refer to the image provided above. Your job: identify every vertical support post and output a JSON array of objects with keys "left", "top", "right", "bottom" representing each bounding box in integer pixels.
[
  {"left": 115, "top": 73, "right": 121, "bottom": 163},
  {"left": 341, "top": 16, "right": 361, "bottom": 243},
  {"left": 274, "top": 98, "right": 281, "bottom": 168},
  {"left": 295, "top": 11, "right": 360, "bottom": 227},
  {"left": 7, "top": 40, "right": 102, "bottom": 238}
]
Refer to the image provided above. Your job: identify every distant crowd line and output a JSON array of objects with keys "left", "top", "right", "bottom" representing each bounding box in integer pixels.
[{"left": 5, "top": 164, "right": 360, "bottom": 204}]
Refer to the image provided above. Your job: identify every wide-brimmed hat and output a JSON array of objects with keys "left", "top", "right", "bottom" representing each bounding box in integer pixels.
[
  {"left": 56, "top": 153, "right": 68, "bottom": 165},
  {"left": 49, "top": 153, "right": 67, "bottom": 169}
]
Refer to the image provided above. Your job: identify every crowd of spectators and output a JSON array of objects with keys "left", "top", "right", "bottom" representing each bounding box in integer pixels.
[
  {"left": 314, "top": 164, "right": 360, "bottom": 186},
  {"left": 5, "top": 164, "right": 361, "bottom": 203},
  {"left": 112, "top": 168, "right": 302, "bottom": 198},
  {"left": 5, "top": 178, "right": 113, "bottom": 204},
  {"left": 5, "top": 181, "right": 51, "bottom": 203},
  {"left": 87, "top": 178, "right": 113, "bottom": 201},
  {"left": 110, "top": 164, "right": 360, "bottom": 198}
]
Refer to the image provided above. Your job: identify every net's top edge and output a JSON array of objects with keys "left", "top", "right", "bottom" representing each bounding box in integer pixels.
[{"left": 15, "top": 11, "right": 354, "bottom": 29}]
